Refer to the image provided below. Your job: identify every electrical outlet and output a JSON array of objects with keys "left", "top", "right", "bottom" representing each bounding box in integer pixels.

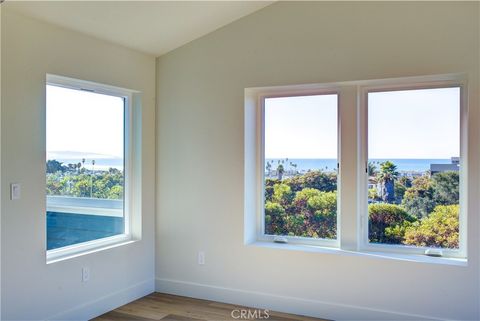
[
  {"left": 82, "top": 267, "right": 90, "bottom": 282},
  {"left": 198, "top": 251, "right": 205, "bottom": 265}
]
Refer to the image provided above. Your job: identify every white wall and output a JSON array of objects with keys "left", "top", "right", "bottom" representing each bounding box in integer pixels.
[
  {"left": 0, "top": 4, "right": 3, "bottom": 320},
  {"left": 156, "top": 2, "right": 480, "bottom": 320},
  {"left": 1, "top": 9, "right": 156, "bottom": 320}
]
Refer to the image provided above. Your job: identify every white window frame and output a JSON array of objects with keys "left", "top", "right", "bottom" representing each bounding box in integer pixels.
[
  {"left": 45, "top": 74, "right": 141, "bottom": 263},
  {"left": 245, "top": 73, "right": 467, "bottom": 260},
  {"left": 358, "top": 75, "right": 467, "bottom": 259},
  {"left": 254, "top": 85, "right": 342, "bottom": 248}
]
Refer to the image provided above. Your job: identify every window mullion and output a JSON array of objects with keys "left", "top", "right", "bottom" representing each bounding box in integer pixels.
[{"left": 338, "top": 86, "right": 360, "bottom": 251}]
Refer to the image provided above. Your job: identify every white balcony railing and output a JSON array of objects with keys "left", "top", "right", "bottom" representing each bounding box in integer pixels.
[{"left": 46, "top": 195, "right": 123, "bottom": 217}]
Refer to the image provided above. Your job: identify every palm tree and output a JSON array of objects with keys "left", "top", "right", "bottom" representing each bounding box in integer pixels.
[
  {"left": 377, "top": 161, "right": 399, "bottom": 203},
  {"left": 90, "top": 159, "right": 96, "bottom": 198},
  {"left": 266, "top": 161, "right": 272, "bottom": 176},
  {"left": 367, "top": 161, "right": 378, "bottom": 176},
  {"left": 277, "top": 164, "right": 285, "bottom": 181},
  {"left": 291, "top": 162, "right": 297, "bottom": 175}
]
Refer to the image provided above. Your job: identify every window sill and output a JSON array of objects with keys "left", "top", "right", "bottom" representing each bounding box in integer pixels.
[
  {"left": 248, "top": 241, "right": 467, "bottom": 267},
  {"left": 46, "top": 234, "right": 138, "bottom": 264}
]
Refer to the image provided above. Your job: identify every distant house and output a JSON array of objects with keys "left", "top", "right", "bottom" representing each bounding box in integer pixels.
[{"left": 430, "top": 157, "right": 460, "bottom": 174}]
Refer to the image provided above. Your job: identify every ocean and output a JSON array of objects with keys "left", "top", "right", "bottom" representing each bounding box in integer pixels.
[
  {"left": 266, "top": 158, "right": 456, "bottom": 172},
  {"left": 48, "top": 151, "right": 124, "bottom": 170},
  {"left": 52, "top": 158, "right": 124, "bottom": 171},
  {"left": 51, "top": 156, "right": 456, "bottom": 173}
]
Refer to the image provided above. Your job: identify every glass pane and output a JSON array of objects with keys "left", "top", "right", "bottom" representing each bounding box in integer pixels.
[
  {"left": 264, "top": 94, "right": 338, "bottom": 239},
  {"left": 46, "top": 84, "right": 125, "bottom": 250},
  {"left": 368, "top": 87, "right": 460, "bottom": 249}
]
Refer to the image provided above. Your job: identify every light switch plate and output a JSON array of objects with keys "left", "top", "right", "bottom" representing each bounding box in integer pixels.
[{"left": 10, "top": 183, "right": 21, "bottom": 200}]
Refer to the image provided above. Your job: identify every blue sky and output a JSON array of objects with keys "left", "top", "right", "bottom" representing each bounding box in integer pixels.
[
  {"left": 265, "top": 94, "right": 338, "bottom": 159},
  {"left": 47, "top": 85, "right": 460, "bottom": 161},
  {"left": 368, "top": 87, "right": 459, "bottom": 159},
  {"left": 46, "top": 85, "right": 124, "bottom": 160},
  {"left": 265, "top": 87, "right": 460, "bottom": 159}
]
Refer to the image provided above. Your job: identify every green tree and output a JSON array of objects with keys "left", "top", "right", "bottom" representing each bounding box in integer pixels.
[
  {"left": 284, "top": 170, "right": 336, "bottom": 193},
  {"left": 46, "top": 162, "right": 125, "bottom": 200},
  {"left": 46, "top": 172, "right": 66, "bottom": 195},
  {"left": 46, "top": 160, "right": 66, "bottom": 174},
  {"left": 432, "top": 171, "right": 459, "bottom": 205},
  {"left": 394, "top": 181, "right": 407, "bottom": 204},
  {"left": 403, "top": 205, "right": 459, "bottom": 249},
  {"left": 368, "top": 203, "right": 417, "bottom": 244},
  {"left": 398, "top": 176, "right": 412, "bottom": 188},
  {"left": 402, "top": 175, "right": 436, "bottom": 218},
  {"left": 108, "top": 185, "right": 124, "bottom": 199},
  {"left": 73, "top": 179, "right": 91, "bottom": 197}
]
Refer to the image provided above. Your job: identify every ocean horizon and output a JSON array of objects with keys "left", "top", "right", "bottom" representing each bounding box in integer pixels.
[
  {"left": 266, "top": 158, "right": 457, "bottom": 172},
  {"left": 49, "top": 158, "right": 124, "bottom": 170},
  {"left": 49, "top": 156, "right": 458, "bottom": 173}
]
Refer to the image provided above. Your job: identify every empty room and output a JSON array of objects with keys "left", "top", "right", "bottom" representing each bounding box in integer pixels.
[{"left": 1, "top": 1, "right": 479, "bottom": 320}]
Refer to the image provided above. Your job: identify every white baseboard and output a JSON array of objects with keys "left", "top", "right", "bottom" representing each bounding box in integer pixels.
[
  {"left": 155, "top": 278, "right": 444, "bottom": 321},
  {"left": 48, "top": 278, "right": 155, "bottom": 321}
]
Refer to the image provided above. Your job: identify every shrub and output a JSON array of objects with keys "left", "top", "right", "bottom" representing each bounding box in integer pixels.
[
  {"left": 368, "top": 188, "right": 379, "bottom": 201},
  {"left": 308, "top": 191, "right": 337, "bottom": 218},
  {"left": 265, "top": 185, "right": 274, "bottom": 202},
  {"left": 290, "top": 188, "right": 337, "bottom": 238},
  {"left": 284, "top": 170, "right": 336, "bottom": 193},
  {"left": 272, "top": 183, "right": 293, "bottom": 204},
  {"left": 368, "top": 203, "right": 417, "bottom": 244},
  {"left": 403, "top": 205, "right": 459, "bottom": 249},
  {"left": 385, "top": 220, "right": 414, "bottom": 243},
  {"left": 264, "top": 201, "right": 286, "bottom": 235}
]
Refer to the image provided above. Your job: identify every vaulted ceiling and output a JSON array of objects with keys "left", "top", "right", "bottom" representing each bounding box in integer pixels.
[{"left": 5, "top": 1, "right": 273, "bottom": 56}]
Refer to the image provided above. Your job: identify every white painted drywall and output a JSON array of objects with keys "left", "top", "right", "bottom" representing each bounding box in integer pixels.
[
  {"left": 1, "top": 9, "right": 156, "bottom": 320},
  {"left": 0, "top": 4, "right": 2, "bottom": 320},
  {"left": 156, "top": 2, "right": 480, "bottom": 320},
  {"left": 5, "top": 1, "right": 273, "bottom": 56}
]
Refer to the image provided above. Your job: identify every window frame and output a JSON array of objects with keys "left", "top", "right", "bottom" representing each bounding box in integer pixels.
[
  {"left": 45, "top": 74, "right": 139, "bottom": 263},
  {"left": 358, "top": 76, "right": 468, "bottom": 259},
  {"left": 256, "top": 86, "right": 342, "bottom": 248},
  {"left": 246, "top": 73, "right": 468, "bottom": 260}
]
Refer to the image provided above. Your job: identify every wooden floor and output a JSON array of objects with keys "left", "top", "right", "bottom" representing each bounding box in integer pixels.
[{"left": 92, "top": 292, "right": 327, "bottom": 321}]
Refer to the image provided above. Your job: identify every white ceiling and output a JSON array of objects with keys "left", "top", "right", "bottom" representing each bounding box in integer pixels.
[{"left": 5, "top": 1, "right": 273, "bottom": 56}]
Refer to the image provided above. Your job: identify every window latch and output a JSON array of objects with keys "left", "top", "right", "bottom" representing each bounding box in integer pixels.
[
  {"left": 273, "top": 236, "right": 288, "bottom": 244},
  {"left": 424, "top": 249, "right": 443, "bottom": 257}
]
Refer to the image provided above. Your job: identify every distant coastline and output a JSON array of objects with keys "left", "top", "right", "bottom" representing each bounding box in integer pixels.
[
  {"left": 47, "top": 151, "right": 123, "bottom": 170},
  {"left": 265, "top": 158, "right": 456, "bottom": 172},
  {"left": 48, "top": 158, "right": 123, "bottom": 170}
]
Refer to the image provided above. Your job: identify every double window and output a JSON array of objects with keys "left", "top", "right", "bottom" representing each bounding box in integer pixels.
[{"left": 247, "top": 74, "right": 466, "bottom": 258}]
